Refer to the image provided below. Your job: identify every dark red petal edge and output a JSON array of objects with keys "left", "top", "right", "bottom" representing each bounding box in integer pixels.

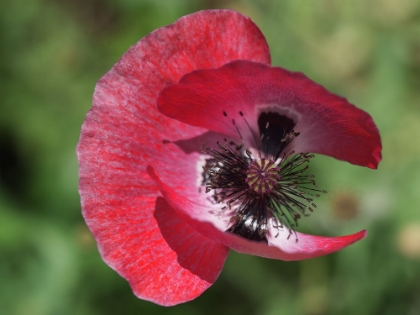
[
  {"left": 158, "top": 60, "right": 382, "bottom": 169},
  {"left": 77, "top": 10, "right": 270, "bottom": 306}
]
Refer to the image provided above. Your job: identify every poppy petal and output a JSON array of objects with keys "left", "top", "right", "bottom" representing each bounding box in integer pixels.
[
  {"left": 83, "top": 191, "right": 228, "bottom": 306},
  {"left": 148, "top": 165, "right": 366, "bottom": 261},
  {"left": 78, "top": 10, "right": 270, "bottom": 305},
  {"left": 158, "top": 60, "right": 381, "bottom": 169}
]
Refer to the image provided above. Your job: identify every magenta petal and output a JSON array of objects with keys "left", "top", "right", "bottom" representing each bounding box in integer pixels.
[
  {"left": 78, "top": 10, "right": 270, "bottom": 305},
  {"left": 158, "top": 60, "right": 382, "bottom": 168},
  {"left": 80, "top": 181, "right": 228, "bottom": 306},
  {"left": 148, "top": 166, "right": 366, "bottom": 261}
]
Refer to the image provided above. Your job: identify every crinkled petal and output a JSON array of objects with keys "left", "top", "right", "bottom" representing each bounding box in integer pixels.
[
  {"left": 77, "top": 10, "right": 270, "bottom": 305},
  {"left": 148, "top": 166, "right": 366, "bottom": 261},
  {"left": 158, "top": 60, "right": 382, "bottom": 168}
]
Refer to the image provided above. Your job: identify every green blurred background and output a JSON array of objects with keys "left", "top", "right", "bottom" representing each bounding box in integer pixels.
[{"left": 1, "top": 0, "right": 420, "bottom": 314}]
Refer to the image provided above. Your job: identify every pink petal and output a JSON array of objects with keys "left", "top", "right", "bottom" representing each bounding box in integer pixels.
[
  {"left": 157, "top": 60, "right": 382, "bottom": 169},
  {"left": 148, "top": 165, "right": 367, "bottom": 261},
  {"left": 78, "top": 10, "right": 270, "bottom": 305},
  {"left": 81, "top": 188, "right": 228, "bottom": 306}
]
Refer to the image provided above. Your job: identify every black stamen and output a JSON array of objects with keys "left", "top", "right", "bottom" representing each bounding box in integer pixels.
[
  {"left": 239, "top": 111, "right": 260, "bottom": 153},
  {"left": 201, "top": 133, "right": 326, "bottom": 243},
  {"left": 200, "top": 106, "right": 325, "bottom": 243},
  {"left": 232, "top": 119, "right": 244, "bottom": 141}
]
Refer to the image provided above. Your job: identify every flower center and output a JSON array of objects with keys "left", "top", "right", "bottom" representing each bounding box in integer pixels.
[
  {"left": 245, "top": 158, "right": 279, "bottom": 195},
  {"left": 200, "top": 111, "right": 326, "bottom": 243}
]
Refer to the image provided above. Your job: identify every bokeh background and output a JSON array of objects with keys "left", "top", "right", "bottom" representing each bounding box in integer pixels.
[{"left": 1, "top": 0, "right": 420, "bottom": 314}]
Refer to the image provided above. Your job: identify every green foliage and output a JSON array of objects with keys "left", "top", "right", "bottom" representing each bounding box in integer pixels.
[{"left": 1, "top": 0, "right": 420, "bottom": 314}]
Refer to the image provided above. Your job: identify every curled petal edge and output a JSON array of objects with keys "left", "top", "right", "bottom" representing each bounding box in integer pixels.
[
  {"left": 147, "top": 165, "right": 367, "bottom": 261},
  {"left": 157, "top": 60, "right": 382, "bottom": 169}
]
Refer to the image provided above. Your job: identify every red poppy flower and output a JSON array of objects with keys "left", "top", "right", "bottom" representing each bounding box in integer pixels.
[{"left": 77, "top": 10, "right": 381, "bottom": 306}]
